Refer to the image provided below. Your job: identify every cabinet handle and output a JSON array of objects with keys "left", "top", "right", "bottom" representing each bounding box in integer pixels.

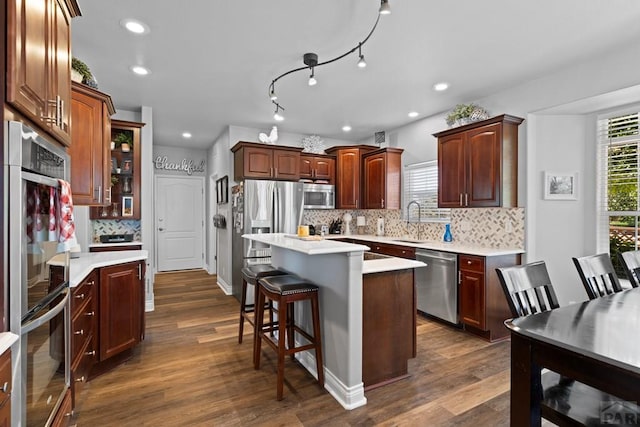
[
  {"left": 85, "top": 350, "right": 96, "bottom": 356},
  {"left": 85, "top": 311, "right": 95, "bottom": 317},
  {"left": 58, "top": 96, "right": 64, "bottom": 128},
  {"left": 381, "top": 198, "right": 384, "bottom": 208},
  {"left": 274, "top": 167, "right": 278, "bottom": 177},
  {"left": 0, "top": 382, "right": 7, "bottom": 393},
  {"left": 270, "top": 167, "right": 273, "bottom": 176},
  {"left": 75, "top": 375, "right": 85, "bottom": 383},
  {"left": 87, "top": 280, "right": 95, "bottom": 286},
  {"left": 75, "top": 293, "right": 85, "bottom": 300},
  {"left": 96, "top": 185, "right": 102, "bottom": 203},
  {"left": 74, "top": 329, "right": 84, "bottom": 336},
  {"left": 460, "top": 193, "right": 463, "bottom": 206},
  {"left": 467, "top": 260, "right": 472, "bottom": 265},
  {"left": 465, "top": 193, "right": 469, "bottom": 206},
  {"left": 64, "top": 411, "right": 74, "bottom": 418}
]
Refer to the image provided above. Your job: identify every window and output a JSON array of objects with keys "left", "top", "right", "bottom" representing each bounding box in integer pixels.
[
  {"left": 403, "top": 161, "right": 450, "bottom": 222},
  {"left": 597, "top": 111, "right": 640, "bottom": 276}
]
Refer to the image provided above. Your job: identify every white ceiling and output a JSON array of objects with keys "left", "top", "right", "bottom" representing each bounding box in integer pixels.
[{"left": 71, "top": 0, "right": 640, "bottom": 149}]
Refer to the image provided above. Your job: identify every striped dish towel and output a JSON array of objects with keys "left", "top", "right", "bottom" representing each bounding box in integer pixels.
[{"left": 57, "top": 179, "right": 77, "bottom": 253}]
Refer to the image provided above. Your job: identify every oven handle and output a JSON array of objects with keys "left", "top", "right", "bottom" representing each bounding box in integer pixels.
[
  {"left": 21, "top": 170, "right": 61, "bottom": 187},
  {"left": 21, "top": 291, "right": 69, "bottom": 334}
]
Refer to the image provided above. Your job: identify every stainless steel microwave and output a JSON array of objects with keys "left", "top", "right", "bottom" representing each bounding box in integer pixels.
[{"left": 302, "top": 183, "right": 335, "bottom": 209}]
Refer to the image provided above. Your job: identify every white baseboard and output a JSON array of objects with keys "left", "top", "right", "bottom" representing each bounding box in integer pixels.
[{"left": 217, "top": 276, "right": 232, "bottom": 295}]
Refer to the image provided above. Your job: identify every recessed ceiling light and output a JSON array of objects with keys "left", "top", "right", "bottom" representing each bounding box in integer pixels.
[
  {"left": 433, "top": 82, "right": 449, "bottom": 92},
  {"left": 182, "top": 132, "right": 192, "bottom": 139},
  {"left": 342, "top": 125, "right": 352, "bottom": 132},
  {"left": 408, "top": 111, "right": 419, "bottom": 118},
  {"left": 120, "top": 19, "right": 149, "bottom": 35},
  {"left": 131, "top": 65, "right": 150, "bottom": 76}
]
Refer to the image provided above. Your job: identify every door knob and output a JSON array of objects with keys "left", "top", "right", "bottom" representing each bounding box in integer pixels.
[{"left": 158, "top": 228, "right": 164, "bottom": 231}]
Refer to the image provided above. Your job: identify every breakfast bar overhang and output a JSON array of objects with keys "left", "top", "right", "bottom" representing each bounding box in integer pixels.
[{"left": 242, "top": 233, "right": 425, "bottom": 409}]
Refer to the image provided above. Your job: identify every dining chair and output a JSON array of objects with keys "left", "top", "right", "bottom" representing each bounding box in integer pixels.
[
  {"left": 619, "top": 250, "right": 640, "bottom": 288},
  {"left": 495, "top": 260, "right": 560, "bottom": 318},
  {"left": 572, "top": 253, "right": 624, "bottom": 300}
]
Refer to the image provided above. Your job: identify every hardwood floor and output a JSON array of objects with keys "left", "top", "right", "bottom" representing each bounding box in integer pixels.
[{"left": 75, "top": 269, "right": 515, "bottom": 426}]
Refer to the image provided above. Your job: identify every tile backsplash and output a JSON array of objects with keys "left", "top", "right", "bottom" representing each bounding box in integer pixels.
[
  {"left": 302, "top": 207, "right": 524, "bottom": 249},
  {"left": 92, "top": 219, "right": 141, "bottom": 242}
]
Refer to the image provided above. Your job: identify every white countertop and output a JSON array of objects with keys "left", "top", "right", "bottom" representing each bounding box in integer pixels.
[
  {"left": 363, "top": 257, "right": 425, "bottom": 274},
  {"left": 326, "top": 234, "right": 524, "bottom": 257},
  {"left": 68, "top": 250, "right": 148, "bottom": 287},
  {"left": 243, "top": 233, "right": 370, "bottom": 255},
  {"left": 88, "top": 240, "right": 143, "bottom": 248},
  {"left": 0, "top": 332, "right": 19, "bottom": 356}
]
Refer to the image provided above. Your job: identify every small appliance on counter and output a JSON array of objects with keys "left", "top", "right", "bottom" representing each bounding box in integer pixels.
[
  {"left": 99, "top": 233, "right": 134, "bottom": 243},
  {"left": 328, "top": 219, "right": 342, "bottom": 234}
]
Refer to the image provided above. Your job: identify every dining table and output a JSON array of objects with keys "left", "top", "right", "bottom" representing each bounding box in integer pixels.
[{"left": 505, "top": 287, "right": 640, "bottom": 426}]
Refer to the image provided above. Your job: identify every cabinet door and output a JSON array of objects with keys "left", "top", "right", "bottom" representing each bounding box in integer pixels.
[
  {"left": 438, "top": 133, "right": 466, "bottom": 208},
  {"left": 273, "top": 150, "right": 300, "bottom": 180},
  {"left": 459, "top": 269, "right": 486, "bottom": 330},
  {"left": 47, "top": 0, "right": 72, "bottom": 146},
  {"left": 99, "top": 262, "right": 143, "bottom": 361},
  {"left": 50, "top": 389, "right": 73, "bottom": 427},
  {"left": 466, "top": 123, "right": 501, "bottom": 207},
  {"left": 70, "top": 89, "right": 106, "bottom": 205},
  {"left": 314, "top": 157, "right": 334, "bottom": 182},
  {"left": 363, "top": 153, "right": 386, "bottom": 209},
  {"left": 335, "top": 149, "right": 361, "bottom": 209},
  {"left": 7, "top": 0, "right": 49, "bottom": 125},
  {"left": 242, "top": 146, "right": 274, "bottom": 179},
  {"left": 300, "top": 155, "right": 314, "bottom": 179}
]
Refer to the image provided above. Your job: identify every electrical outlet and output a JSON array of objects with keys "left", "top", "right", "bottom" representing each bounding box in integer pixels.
[{"left": 505, "top": 220, "right": 513, "bottom": 233}]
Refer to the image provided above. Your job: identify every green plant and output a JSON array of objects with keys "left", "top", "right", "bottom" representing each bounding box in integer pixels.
[
  {"left": 113, "top": 132, "right": 133, "bottom": 148},
  {"left": 111, "top": 175, "right": 119, "bottom": 186},
  {"left": 446, "top": 103, "right": 479, "bottom": 126},
  {"left": 71, "top": 57, "right": 93, "bottom": 82}
]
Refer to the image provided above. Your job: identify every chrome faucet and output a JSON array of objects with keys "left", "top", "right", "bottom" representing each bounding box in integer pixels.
[{"left": 406, "top": 200, "right": 422, "bottom": 240}]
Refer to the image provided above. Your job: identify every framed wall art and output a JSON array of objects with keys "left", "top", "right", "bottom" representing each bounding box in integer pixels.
[
  {"left": 544, "top": 171, "right": 578, "bottom": 200},
  {"left": 216, "top": 175, "right": 229, "bottom": 204},
  {"left": 122, "top": 196, "right": 134, "bottom": 216}
]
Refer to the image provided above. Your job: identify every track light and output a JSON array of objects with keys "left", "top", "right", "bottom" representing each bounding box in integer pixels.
[
  {"left": 273, "top": 104, "right": 284, "bottom": 121},
  {"left": 267, "top": 2, "right": 390, "bottom": 119},
  {"left": 357, "top": 43, "right": 367, "bottom": 68},
  {"left": 379, "top": 0, "right": 391, "bottom": 15},
  {"left": 308, "top": 68, "right": 317, "bottom": 86}
]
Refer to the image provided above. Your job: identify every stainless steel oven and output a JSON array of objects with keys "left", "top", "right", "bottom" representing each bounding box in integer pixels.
[{"left": 4, "top": 121, "right": 71, "bottom": 426}]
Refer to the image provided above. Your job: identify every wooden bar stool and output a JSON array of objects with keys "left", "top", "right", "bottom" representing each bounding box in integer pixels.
[
  {"left": 254, "top": 274, "right": 324, "bottom": 400},
  {"left": 238, "top": 264, "right": 286, "bottom": 344}
]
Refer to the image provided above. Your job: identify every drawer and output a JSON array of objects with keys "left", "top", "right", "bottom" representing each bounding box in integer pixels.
[
  {"left": 72, "top": 337, "right": 95, "bottom": 405},
  {"left": 71, "top": 297, "right": 95, "bottom": 363},
  {"left": 371, "top": 243, "right": 416, "bottom": 260},
  {"left": 459, "top": 255, "right": 484, "bottom": 273},
  {"left": 72, "top": 272, "right": 97, "bottom": 315}
]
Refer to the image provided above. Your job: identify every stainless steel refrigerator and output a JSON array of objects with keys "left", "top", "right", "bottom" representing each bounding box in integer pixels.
[{"left": 231, "top": 179, "right": 304, "bottom": 300}]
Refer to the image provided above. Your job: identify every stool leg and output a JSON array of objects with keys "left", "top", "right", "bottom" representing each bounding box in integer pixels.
[
  {"left": 276, "top": 299, "right": 287, "bottom": 400},
  {"left": 287, "top": 302, "right": 295, "bottom": 361},
  {"left": 253, "top": 285, "right": 266, "bottom": 370},
  {"left": 311, "top": 293, "right": 324, "bottom": 387},
  {"left": 238, "top": 279, "right": 249, "bottom": 344}
]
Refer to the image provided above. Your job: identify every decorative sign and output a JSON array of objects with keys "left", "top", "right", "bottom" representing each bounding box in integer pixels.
[{"left": 154, "top": 156, "right": 205, "bottom": 175}]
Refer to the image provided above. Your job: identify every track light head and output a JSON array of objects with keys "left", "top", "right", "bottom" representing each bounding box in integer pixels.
[
  {"left": 269, "top": 86, "right": 277, "bottom": 101},
  {"left": 308, "top": 68, "right": 317, "bottom": 86},
  {"left": 273, "top": 104, "right": 284, "bottom": 121},
  {"left": 379, "top": 0, "right": 391, "bottom": 15},
  {"left": 357, "top": 43, "right": 367, "bottom": 68}
]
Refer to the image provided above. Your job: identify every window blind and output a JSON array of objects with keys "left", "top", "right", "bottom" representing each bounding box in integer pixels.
[{"left": 403, "top": 160, "right": 450, "bottom": 222}]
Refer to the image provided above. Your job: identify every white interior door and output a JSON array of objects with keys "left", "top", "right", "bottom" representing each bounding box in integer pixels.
[{"left": 156, "top": 175, "right": 204, "bottom": 271}]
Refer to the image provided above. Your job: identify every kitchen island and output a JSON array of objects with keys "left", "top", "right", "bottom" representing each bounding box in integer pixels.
[{"left": 242, "top": 233, "right": 424, "bottom": 409}]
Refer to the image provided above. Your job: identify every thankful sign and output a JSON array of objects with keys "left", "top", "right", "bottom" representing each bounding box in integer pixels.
[{"left": 154, "top": 156, "right": 206, "bottom": 175}]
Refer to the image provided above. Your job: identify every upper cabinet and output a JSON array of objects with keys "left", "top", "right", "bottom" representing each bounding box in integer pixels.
[
  {"left": 69, "top": 82, "right": 115, "bottom": 206},
  {"left": 363, "top": 148, "right": 403, "bottom": 209},
  {"left": 6, "top": 0, "right": 81, "bottom": 146},
  {"left": 300, "top": 154, "right": 335, "bottom": 184},
  {"left": 91, "top": 120, "right": 144, "bottom": 220},
  {"left": 325, "top": 145, "right": 376, "bottom": 209},
  {"left": 231, "top": 141, "right": 302, "bottom": 181},
  {"left": 434, "top": 114, "right": 524, "bottom": 208}
]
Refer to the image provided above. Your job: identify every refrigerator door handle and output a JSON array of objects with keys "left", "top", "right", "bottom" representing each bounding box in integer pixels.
[{"left": 273, "top": 186, "right": 279, "bottom": 233}]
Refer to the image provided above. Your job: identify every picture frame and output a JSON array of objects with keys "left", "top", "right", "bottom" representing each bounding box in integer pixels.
[
  {"left": 544, "top": 171, "right": 578, "bottom": 200},
  {"left": 121, "top": 158, "right": 133, "bottom": 174},
  {"left": 111, "top": 157, "right": 117, "bottom": 173},
  {"left": 216, "top": 175, "right": 229, "bottom": 204},
  {"left": 122, "top": 196, "right": 134, "bottom": 216}
]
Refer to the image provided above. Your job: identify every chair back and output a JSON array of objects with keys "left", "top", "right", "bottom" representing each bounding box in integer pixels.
[
  {"left": 572, "top": 253, "right": 623, "bottom": 300},
  {"left": 496, "top": 261, "right": 560, "bottom": 318},
  {"left": 619, "top": 250, "right": 640, "bottom": 288}
]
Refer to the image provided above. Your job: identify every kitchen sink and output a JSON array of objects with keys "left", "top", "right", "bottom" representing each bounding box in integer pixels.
[{"left": 391, "top": 239, "right": 434, "bottom": 244}]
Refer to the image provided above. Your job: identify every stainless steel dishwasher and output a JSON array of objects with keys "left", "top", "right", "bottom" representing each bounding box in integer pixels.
[{"left": 415, "top": 249, "right": 459, "bottom": 325}]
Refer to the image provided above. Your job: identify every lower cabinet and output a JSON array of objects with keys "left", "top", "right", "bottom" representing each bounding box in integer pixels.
[
  {"left": 70, "top": 271, "right": 97, "bottom": 406},
  {"left": 0, "top": 349, "right": 11, "bottom": 427},
  {"left": 50, "top": 390, "right": 73, "bottom": 427},
  {"left": 458, "top": 254, "right": 521, "bottom": 341}
]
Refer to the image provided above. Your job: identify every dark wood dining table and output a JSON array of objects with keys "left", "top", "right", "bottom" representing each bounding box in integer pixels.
[{"left": 505, "top": 287, "right": 640, "bottom": 426}]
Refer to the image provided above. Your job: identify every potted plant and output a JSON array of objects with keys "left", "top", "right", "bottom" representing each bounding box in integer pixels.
[
  {"left": 112, "top": 132, "right": 133, "bottom": 152},
  {"left": 445, "top": 103, "right": 489, "bottom": 128},
  {"left": 71, "top": 57, "right": 92, "bottom": 83}
]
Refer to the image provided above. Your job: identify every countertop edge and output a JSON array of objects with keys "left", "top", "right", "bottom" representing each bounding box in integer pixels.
[
  {"left": 70, "top": 250, "right": 148, "bottom": 287},
  {"left": 0, "top": 332, "right": 19, "bottom": 355}
]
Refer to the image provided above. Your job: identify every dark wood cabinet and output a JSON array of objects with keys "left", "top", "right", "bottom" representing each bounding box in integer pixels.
[
  {"left": 98, "top": 261, "right": 145, "bottom": 361},
  {"left": 6, "top": 0, "right": 80, "bottom": 147},
  {"left": 70, "top": 271, "right": 97, "bottom": 406},
  {"left": 50, "top": 389, "right": 72, "bottom": 427},
  {"left": 325, "top": 145, "right": 376, "bottom": 209},
  {"left": 300, "top": 154, "right": 335, "bottom": 183},
  {"left": 231, "top": 141, "right": 302, "bottom": 181},
  {"left": 363, "top": 148, "right": 403, "bottom": 209},
  {"left": 435, "top": 114, "right": 523, "bottom": 208},
  {"left": 368, "top": 242, "right": 415, "bottom": 259},
  {"left": 0, "top": 350, "right": 11, "bottom": 427},
  {"left": 458, "top": 253, "right": 521, "bottom": 341},
  {"left": 69, "top": 82, "right": 115, "bottom": 206}
]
